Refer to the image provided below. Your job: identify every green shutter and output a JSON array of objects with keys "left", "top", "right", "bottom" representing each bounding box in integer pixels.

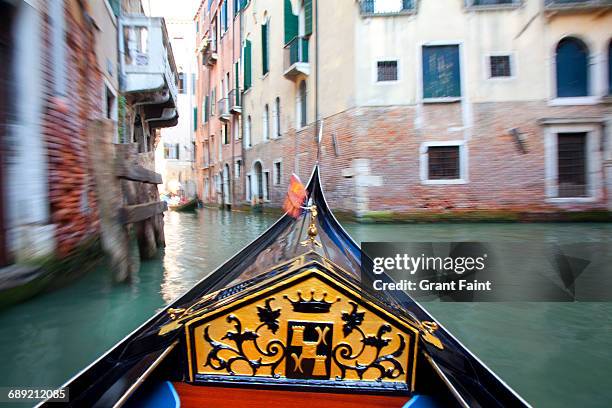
[
  {"left": 240, "top": 0, "right": 247, "bottom": 9},
  {"left": 193, "top": 107, "right": 197, "bottom": 131},
  {"left": 284, "top": 0, "right": 298, "bottom": 45},
  {"left": 244, "top": 40, "right": 252, "bottom": 90},
  {"left": 304, "top": 0, "right": 312, "bottom": 36},
  {"left": 261, "top": 23, "right": 269, "bottom": 74}
]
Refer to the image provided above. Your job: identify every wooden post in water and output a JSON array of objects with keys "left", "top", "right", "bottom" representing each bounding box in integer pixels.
[{"left": 88, "top": 120, "right": 167, "bottom": 282}]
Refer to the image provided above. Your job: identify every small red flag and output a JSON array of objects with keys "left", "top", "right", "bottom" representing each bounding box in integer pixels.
[{"left": 283, "top": 174, "right": 307, "bottom": 218}]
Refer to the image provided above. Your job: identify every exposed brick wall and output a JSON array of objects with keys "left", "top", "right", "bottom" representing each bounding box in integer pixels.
[
  {"left": 243, "top": 101, "right": 610, "bottom": 216},
  {"left": 41, "top": 2, "right": 102, "bottom": 256}
]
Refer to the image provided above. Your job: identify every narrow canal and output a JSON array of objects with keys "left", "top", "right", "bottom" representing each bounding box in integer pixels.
[{"left": 0, "top": 209, "right": 611, "bottom": 407}]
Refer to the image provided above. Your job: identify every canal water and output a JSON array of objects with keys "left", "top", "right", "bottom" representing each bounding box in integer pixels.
[{"left": 0, "top": 209, "right": 611, "bottom": 407}]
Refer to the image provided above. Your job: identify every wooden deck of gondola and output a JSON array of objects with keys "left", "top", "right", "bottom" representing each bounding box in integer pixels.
[{"left": 172, "top": 383, "right": 412, "bottom": 408}]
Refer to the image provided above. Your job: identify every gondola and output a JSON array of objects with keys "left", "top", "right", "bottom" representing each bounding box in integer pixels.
[
  {"left": 168, "top": 198, "right": 199, "bottom": 212},
  {"left": 40, "top": 166, "right": 530, "bottom": 408}
]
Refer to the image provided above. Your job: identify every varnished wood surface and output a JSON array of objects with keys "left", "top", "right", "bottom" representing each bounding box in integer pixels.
[{"left": 173, "top": 383, "right": 411, "bottom": 408}]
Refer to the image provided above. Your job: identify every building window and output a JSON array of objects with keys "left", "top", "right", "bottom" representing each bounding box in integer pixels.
[
  {"left": 360, "top": 0, "right": 415, "bottom": 15},
  {"left": 420, "top": 142, "right": 467, "bottom": 184},
  {"left": 469, "top": 0, "right": 518, "bottom": 6},
  {"left": 608, "top": 40, "right": 612, "bottom": 95},
  {"left": 298, "top": 80, "right": 307, "bottom": 128},
  {"left": 178, "top": 72, "right": 186, "bottom": 94},
  {"left": 124, "top": 26, "right": 148, "bottom": 66},
  {"left": 263, "top": 104, "right": 270, "bottom": 141},
  {"left": 557, "top": 133, "right": 586, "bottom": 197},
  {"left": 262, "top": 20, "right": 269, "bottom": 75},
  {"left": 211, "top": 88, "right": 216, "bottom": 116},
  {"left": 555, "top": 37, "right": 589, "bottom": 98},
  {"left": 243, "top": 39, "right": 252, "bottom": 90},
  {"left": 234, "top": 117, "right": 240, "bottom": 140},
  {"left": 164, "top": 143, "right": 179, "bottom": 159},
  {"left": 223, "top": 122, "right": 229, "bottom": 144},
  {"left": 274, "top": 97, "right": 281, "bottom": 137},
  {"left": 274, "top": 161, "right": 282, "bottom": 185},
  {"left": 422, "top": 45, "right": 461, "bottom": 99},
  {"left": 377, "top": 60, "right": 398, "bottom": 82},
  {"left": 263, "top": 171, "right": 270, "bottom": 200},
  {"left": 246, "top": 174, "right": 252, "bottom": 201},
  {"left": 235, "top": 159, "right": 242, "bottom": 178},
  {"left": 428, "top": 146, "right": 460, "bottom": 180},
  {"left": 221, "top": 1, "right": 228, "bottom": 33},
  {"left": 105, "top": 86, "right": 116, "bottom": 120},
  {"left": 202, "top": 96, "right": 209, "bottom": 123},
  {"left": 489, "top": 55, "right": 512, "bottom": 78},
  {"left": 245, "top": 115, "right": 252, "bottom": 147}
]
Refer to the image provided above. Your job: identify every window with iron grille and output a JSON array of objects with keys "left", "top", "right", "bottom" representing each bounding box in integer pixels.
[
  {"left": 489, "top": 55, "right": 512, "bottom": 78},
  {"left": 557, "top": 133, "right": 587, "bottom": 197},
  {"left": 377, "top": 60, "right": 398, "bottom": 82},
  {"left": 428, "top": 146, "right": 460, "bottom": 180}
]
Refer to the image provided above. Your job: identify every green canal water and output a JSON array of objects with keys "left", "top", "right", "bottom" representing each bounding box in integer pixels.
[{"left": 0, "top": 209, "right": 611, "bottom": 407}]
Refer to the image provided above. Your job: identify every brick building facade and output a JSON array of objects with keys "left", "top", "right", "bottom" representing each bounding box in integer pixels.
[
  {"left": 195, "top": 0, "right": 612, "bottom": 218},
  {"left": 195, "top": 0, "right": 244, "bottom": 208},
  {"left": 1, "top": 0, "right": 104, "bottom": 266},
  {"left": 42, "top": 1, "right": 102, "bottom": 256}
]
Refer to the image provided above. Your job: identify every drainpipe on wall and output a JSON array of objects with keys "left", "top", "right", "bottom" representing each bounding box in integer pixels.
[
  {"left": 314, "top": 0, "right": 320, "bottom": 162},
  {"left": 231, "top": 2, "right": 236, "bottom": 207},
  {"left": 239, "top": 1, "right": 245, "bottom": 205}
]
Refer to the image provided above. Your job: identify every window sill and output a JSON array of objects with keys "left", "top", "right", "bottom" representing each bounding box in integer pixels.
[
  {"left": 360, "top": 10, "right": 416, "bottom": 18},
  {"left": 262, "top": 72, "right": 270, "bottom": 80},
  {"left": 375, "top": 80, "right": 400, "bottom": 85},
  {"left": 464, "top": 3, "right": 522, "bottom": 12},
  {"left": 421, "top": 179, "right": 467, "bottom": 185},
  {"left": 487, "top": 76, "right": 515, "bottom": 81},
  {"left": 548, "top": 96, "right": 599, "bottom": 106},
  {"left": 423, "top": 97, "right": 462, "bottom": 104},
  {"left": 546, "top": 197, "right": 597, "bottom": 204}
]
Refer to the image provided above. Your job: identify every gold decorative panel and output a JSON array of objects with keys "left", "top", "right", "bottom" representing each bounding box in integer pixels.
[{"left": 184, "top": 269, "right": 419, "bottom": 392}]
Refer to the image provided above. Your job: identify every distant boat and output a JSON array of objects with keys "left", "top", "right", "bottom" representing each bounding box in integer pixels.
[
  {"left": 168, "top": 198, "right": 198, "bottom": 212},
  {"left": 41, "top": 166, "right": 529, "bottom": 408}
]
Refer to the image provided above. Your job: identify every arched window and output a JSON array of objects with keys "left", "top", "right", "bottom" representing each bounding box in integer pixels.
[
  {"left": 275, "top": 97, "right": 281, "bottom": 137},
  {"left": 298, "top": 80, "right": 307, "bottom": 128},
  {"left": 263, "top": 104, "right": 270, "bottom": 141},
  {"left": 245, "top": 115, "right": 252, "bottom": 147},
  {"left": 556, "top": 37, "right": 589, "bottom": 98}
]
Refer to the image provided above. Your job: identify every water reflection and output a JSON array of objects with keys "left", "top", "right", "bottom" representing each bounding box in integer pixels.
[
  {"left": 0, "top": 209, "right": 610, "bottom": 408},
  {"left": 160, "top": 210, "right": 275, "bottom": 302}
]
